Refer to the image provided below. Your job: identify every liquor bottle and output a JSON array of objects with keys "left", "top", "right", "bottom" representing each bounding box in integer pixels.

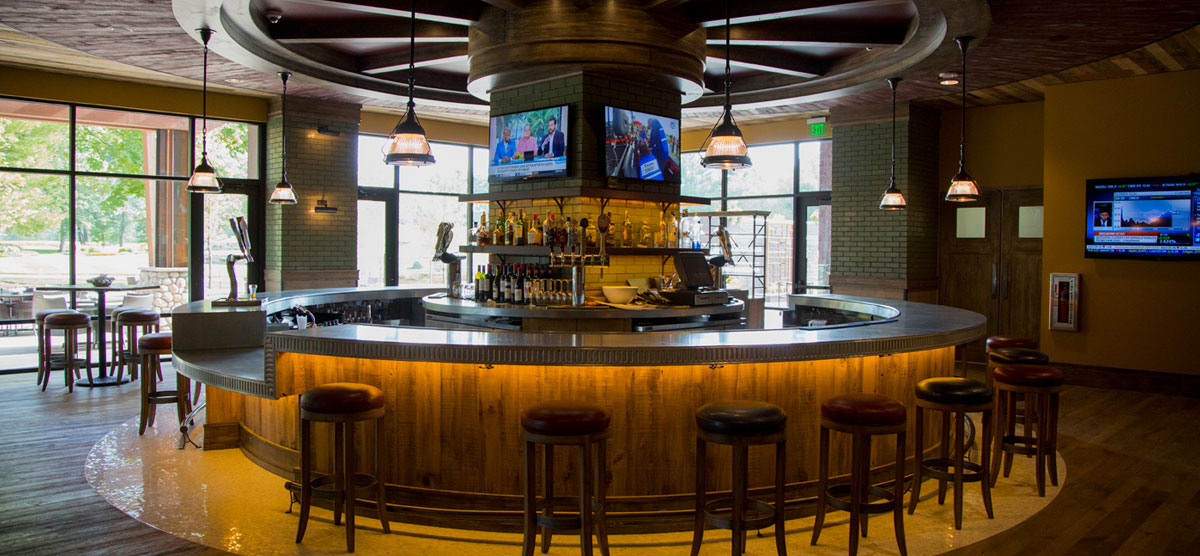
[
  {"left": 640, "top": 217, "right": 651, "bottom": 248},
  {"left": 622, "top": 211, "right": 633, "bottom": 248},
  {"left": 606, "top": 212, "right": 615, "bottom": 246},
  {"left": 667, "top": 211, "right": 678, "bottom": 247},
  {"left": 529, "top": 214, "right": 541, "bottom": 246},
  {"left": 565, "top": 216, "right": 577, "bottom": 251},
  {"left": 544, "top": 214, "right": 553, "bottom": 248},
  {"left": 477, "top": 213, "right": 490, "bottom": 246},
  {"left": 658, "top": 210, "right": 667, "bottom": 248},
  {"left": 494, "top": 215, "right": 505, "bottom": 246}
]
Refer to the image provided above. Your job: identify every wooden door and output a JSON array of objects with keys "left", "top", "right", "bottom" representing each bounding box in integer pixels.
[
  {"left": 939, "top": 190, "right": 1001, "bottom": 362},
  {"left": 998, "top": 189, "right": 1043, "bottom": 342}
]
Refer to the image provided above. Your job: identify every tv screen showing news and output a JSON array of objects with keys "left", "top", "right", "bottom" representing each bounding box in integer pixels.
[
  {"left": 604, "top": 106, "right": 681, "bottom": 183},
  {"left": 488, "top": 105, "right": 568, "bottom": 181},
  {"left": 1084, "top": 175, "right": 1200, "bottom": 260}
]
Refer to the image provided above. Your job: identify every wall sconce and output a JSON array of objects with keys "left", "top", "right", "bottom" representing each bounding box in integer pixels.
[
  {"left": 317, "top": 125, "right": 340, "bottom": 137},
  {"left": 314, "top": 199, "right": 338, "bottom": 213}
]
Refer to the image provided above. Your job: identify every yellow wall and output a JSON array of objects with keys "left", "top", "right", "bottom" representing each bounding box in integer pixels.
[
  {"left": 0, "top": 66, "right": 268, "bottom": 122},
  {"left": 938, "top": 101, "right": 1043, "bottom": 189},
  {"left": 1040, "top": 69, "right": 1200, "bottom": 375},
  {"left": 359, "top": 110, "right": 488, "bottom": 146},
  {"left": 681, "top": 116, "right": 828, "bottom": 151}
]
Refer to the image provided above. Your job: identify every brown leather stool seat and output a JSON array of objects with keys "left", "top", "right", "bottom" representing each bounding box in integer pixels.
[
  {"left": 821, "top": 393, "right": 906, "bottom": 426},
  {"left": 45, "top": 311, "right": 90, "bottom": 327},
  {"left": 696, "top": 400, "right": 787, "bottom": 436},
  {"left": 986, "top": 336, "right": 1037, "bottom": 351},
  {"left": 916, "top": 377, "right": 994, "bottom": 406},
  {"left": 993, "top": 364, "right": 1063, "bottom": 387},
  {"left": 295, "top": 382, "right": 390, "bottom": 552},
  {"left": 36, "top": 308, "right": 76, "bottom": 323},
  {"left": 691, "top": 401, "right": 788, "bottom": 556},
  {"left": 521, "top": 401, "right": 610, "bottom": 435},
  {"left": 300, "top": 382, "right": 385, "bottom": 414},
  {"left": 35, "top": 309, "right": 77, "bottom": 387},
  {"left": 521, "top": 401, "right": 612, "bottom": 556},
  {"left": 989, "top": 348, "right": 1050, "bottom": 366},
  {"left": 137, "top": 332, "right": 172, "bottom": 354},
  {"left": 117, "top": 308, "right": 160, "bottom": 323}
]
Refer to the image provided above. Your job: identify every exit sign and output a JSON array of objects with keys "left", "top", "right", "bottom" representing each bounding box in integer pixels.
[{"left": 809, "top": 123, "right": 825, "bottom": 136}]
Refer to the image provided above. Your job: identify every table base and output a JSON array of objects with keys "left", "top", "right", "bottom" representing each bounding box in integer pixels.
[{"left": 76, "top": 375, "right": 131, "bottom": 388}]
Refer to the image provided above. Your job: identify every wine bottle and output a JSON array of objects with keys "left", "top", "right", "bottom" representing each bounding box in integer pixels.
[{"left": 622, "top": 211, "right": 633, "bottom": 248}]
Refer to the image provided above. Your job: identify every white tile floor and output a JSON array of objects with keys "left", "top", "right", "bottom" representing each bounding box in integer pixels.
[{"left": 86, "top": 413, "right": 1063, "bottom": 555}]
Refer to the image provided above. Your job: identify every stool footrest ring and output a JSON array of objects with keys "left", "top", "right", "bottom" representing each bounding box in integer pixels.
[
  {"left": 702, "top": 496, "right": 779, "bottom": 531},
  {"left": 306, "top": 472, "right": 379, "bottom": 501},
  {"left": 1000, "top": 435, "right": 1051, "bottom": 456},
  {"left": 825, "top": 483, "right": 899, "bottom": 514},
  {"left": 919, "top": 458, "right": 985, "bottom": 483}
]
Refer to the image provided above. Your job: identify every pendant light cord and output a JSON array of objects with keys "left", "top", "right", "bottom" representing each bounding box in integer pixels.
[
  {"left": 890, "top": 78, "right": 897, "bottom": 181},
  {"left": 958, "top": 37, "right": 968, "bottom": 168},
  {"left": 723, "top": 0, "right": 731, "bottom": 111},
  {"left": 200, "top": 29, "right": 210, "bottom": 159},
  {"left": 408, "top": 0, "right": 416, "bottom": 110},
  {"left": 280, "top": 72, "right": 288, "bottom": 179}
]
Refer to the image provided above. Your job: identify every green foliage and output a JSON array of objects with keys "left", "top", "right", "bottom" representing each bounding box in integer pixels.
[
  {"left": 681, "top": 151, "right": 722, "bottom": 200},
  {"left": 0, "top": 118, "right": 69, "bottom": 241},
  {"left": 197, "top": 121, "right": 251, "bottom": 178}
]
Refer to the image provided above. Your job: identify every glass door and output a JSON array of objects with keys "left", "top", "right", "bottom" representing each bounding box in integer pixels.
[{"left": 794, "top": 192, "right": 832, "bottom": 294}]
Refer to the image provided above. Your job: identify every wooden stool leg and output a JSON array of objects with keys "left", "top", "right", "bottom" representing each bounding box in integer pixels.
[
  {"left": 154, "top": 326, "right": 163, "bottom": 381},
  {"left": 580, "top": 437, "right": 594, "bottom": 556},
  {"left": 595, "top": 438, "right": 610, "bottom": 556},
  {"left": 1048, "top": 392, "right": 1060, "bottom": 487},
  {"left": 36, "top": 323, "right": 45, "bottom": 386},
  {"left": 980, "top": 408, "right": 994, "bottom": 518},
  {"left": 296, "top": 417, "right": 312, "bottom": 543},
  {"left": 690, "top": 437, "right": 706, "bottom": 556},
  {"left": 147, "top": 361, "right": 159, "bottom": 427},
  {"left": 953, "top": 409, "right": 966, "bottom": 530},
  {"left": 860, "top": 434, "right": 869, "bottom": 537},
  {"left": 731, "top": 441, "right": 746, "bottom": 556},
  {"left": 1003, "top": 392, "right": 1017, "bottom": 478},
  {"left": 1035, "top": 393, "right": 1047, "bottom": 497},
  {"left": 937, "top": 411, "right": 950, "bottom": 504},
  {"left": 375, "top": 418, "right": 390, "bottom": 534},
  {"left": 541, "top": 444, "right": 554, "bottom": 553},
  {"left": 41, "top": 326, "right": 51, "bottom": 392},
  {"left": 344, "top": 420, "right": 356, "bottom": 553},
  {"left": 522, "top": 440, "right": 537, "bottom": 556},
  {"left": 894, "top": 430, "right": 907, "bottom": 556},
  {"left": 908, "top": 406, "right": 924, "bottom": 514},
  {"left": 848, "top": 433, "right": 865, "bottom": 556},
  {"left": 334, "top": 423, "right": 345, "bottom": 526},
  {"left": 810, "top": 426, "right": 829, "bottom": 546},
  {"left": 175, "top": 370, "right": 189, "bottom": 424},
  {"left": 990, "top": 389, "right": 1005, "bottom": 487},
  {"left": 775, "top": 439, "right": 787, "bottom": 556},
  {"left": 64, "top": 331, "right": 75, "bottom": 393},
  {"left": 85, "top": 327, "right": 93, "bottom": 384},
  {"left": 138, "top": 354, "right": 151, "bottom": 435}
]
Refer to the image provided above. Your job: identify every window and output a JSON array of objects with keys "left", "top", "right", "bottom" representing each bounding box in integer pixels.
[{"left": 194, "top": 119, "right": 261, "bottom": 179}]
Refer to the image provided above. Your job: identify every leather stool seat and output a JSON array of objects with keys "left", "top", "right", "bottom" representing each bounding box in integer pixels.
[
  {"left": 137, "top": 332, "right": 172, "bottom": 353},
  {"left": 117, "top": 308, "right": 160, "bottom": 323},
  {"left": 916, "top": 377, "right": 994, "bottom": 406},
  {"left": 521, "top": 400, "right": 610, "bottom": 435},
  {"left": 36, "top": 308, "right": 75, "bottom": 323},
  {"left": 821, "top": 393, "right": 906, "bottom": 425},
  {"left": 695, "top": 401, "right": 787, "bottom": 436},
  {"left": 986, "top": 336, "right": 1037, "bottom": 351},
  {"left": 300, "top": 382, "right": 385, "bottom": 414},
  {"left": 988, "top": 347, "right": 1049, "bottom": 365},
  {"left": 994, "top": 364, "right": 1063, "bottom": 387},
  {"left": 44, "top": 311, "right": 89, "bottom": 327}
]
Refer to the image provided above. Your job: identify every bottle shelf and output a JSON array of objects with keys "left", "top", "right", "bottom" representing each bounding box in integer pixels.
[
  {"left": 460, "top": 245, "right": 696, "bottom": 256},
  {"left": 459, "top": 187, "right": 712, "bottom": 207}
]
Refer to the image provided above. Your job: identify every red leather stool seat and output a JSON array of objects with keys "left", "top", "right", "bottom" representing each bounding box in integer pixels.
[
  {"left": 916, "top": 377, "right": 994, "bottom": 406},
  {"left": 993, "top": 364, "right": 1064, "bottom": 387},
  {"left": 300, "top": 382, "right": 385, "bottom": 414},
  {"left": 44, "top": 311, "right": 89, "bottom": 327},
  {"left": 117, "top": 308, "right": 160, "bottom": 323},
  {"left": 137, "top": 332, "right": 172, "bottom": 353},
  {"left": 988, "top": 347, "right": 1050, "bottom": 365},
  {"left": 695, "top": 400, "right": 787, "bottom": 436},
  {"left": 36, "top": 308, "right": 75, "bottom": 323},
  {"left": 986, "top": 336, "right": 1037, "bottom": 351},
  {"left": 821, "top": 392, "right": 906, "bottom": 425},
  {"left": 521, "top": 400, "right": 611, "bottom": 435}
]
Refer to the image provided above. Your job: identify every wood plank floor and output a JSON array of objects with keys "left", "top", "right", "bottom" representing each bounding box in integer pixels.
[{"left": 1, "top": 370, "right": 1197, "bottom": 555}]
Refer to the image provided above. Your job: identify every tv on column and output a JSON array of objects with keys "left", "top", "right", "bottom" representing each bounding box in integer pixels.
[
  {"left": 487, "top": 105, "right": 569, "bottom": 180},
  {"left": 603, "top": 106, "right": 681, "bottom": 183}
]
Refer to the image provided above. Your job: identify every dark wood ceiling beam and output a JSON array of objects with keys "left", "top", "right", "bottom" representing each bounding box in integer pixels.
[
  {"left": 360, "top": 44, "right": 471, "bottom": 74},
  {"left": 479, "top": 0, "right": 532, "bottom": 10},
  {"left": 707, "top": 46, "right": 825, "bottom": 78},
  {"left": 271, "top": 19, "right": 468, "bottom": 44},
  {"left": 644, "top": 0, "right": 695, "bottom": 9},
  {"left": 377, "top": 70, "right": 469, "bottom": 93},
  {"left": 691, "top": 0, "right": 911, "bottom": 27},
  {"left": 706, "top": 21, "right": 906, "bottom": 48},
  {"left": 281, "top": 0, "right": 480, "bottom": 25}
]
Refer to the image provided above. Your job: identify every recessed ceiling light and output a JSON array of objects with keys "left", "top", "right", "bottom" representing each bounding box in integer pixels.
[
  {"left": 938, "top": 72, "right": 960, "bottom": 86},
  {"left": 225, "top": 78, "right": 245, "bottom": 84}
]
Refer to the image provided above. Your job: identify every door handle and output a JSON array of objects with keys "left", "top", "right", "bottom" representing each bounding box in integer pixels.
[
  {"left": 991, "top": 263, "right": 998, "bottom": 298},
  {"left": 1002, "top": 263, "right": 1010, "bottom": 300}
]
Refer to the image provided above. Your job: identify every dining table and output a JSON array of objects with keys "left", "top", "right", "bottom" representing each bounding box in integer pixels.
[{"left": 36, "top": 284, "right": 162, "bottom": 387}]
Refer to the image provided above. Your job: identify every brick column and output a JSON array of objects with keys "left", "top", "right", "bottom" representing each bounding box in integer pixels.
[
  {"left": 264, "top": 97, "right": 361, "bottom": 291},
  {"left": 829, "top": 102, "right": 939, "bottom": 301}
]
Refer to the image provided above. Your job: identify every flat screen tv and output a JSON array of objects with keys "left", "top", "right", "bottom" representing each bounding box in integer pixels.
[
  {"left": 1084, "top": 175, "right": 1200, "bottom": 260},
  {"left": 604, "top": 106, "right": 681, "bottom": 183},
  {"left": 487, "top": 105, "right": 568, "bottom": 181}
]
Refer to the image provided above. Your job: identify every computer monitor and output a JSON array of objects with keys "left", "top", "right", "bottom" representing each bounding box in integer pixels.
[{"left": 674, "top": 251, "right": 714, "bottom": 289}]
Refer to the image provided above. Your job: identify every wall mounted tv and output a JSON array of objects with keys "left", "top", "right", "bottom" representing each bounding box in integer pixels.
[
  {"left": 1084, "top": 174, "right": 1200, "bottom": 260},
  {"left": 604, "top": 106, "right": 681, "bottom": 183},
  {"left": 487, "top": 105, "right": 568, "bottom": 181}
]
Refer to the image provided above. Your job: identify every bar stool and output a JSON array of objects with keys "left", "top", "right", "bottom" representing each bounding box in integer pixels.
[
  {"left": 42, "top": 311, "right": 92, "bottom": 393},
  {"left": 690, "top": 401, "right": 787, "bottom": 556},
  {"left": 35, "top": 308, "right": 75, "bottom": 387},
  {"left": 521, "top": 401, "right": 611, "bottom": 556},
  {"left": 136, "top": 332, "right": 190, "bottom": 435},
  {"left": 908, "top": 377, "right": 994, "bottom": 529},
  {"left": 986, "top": 336, "right": 1049, "bottom": 385},
  {"left": 992, "top": 364, "right": 1063, "bottom": 496},
  {"left": 115, "top": 309, "right": 160, "bottom": 382},
  {"left": 108, "top": 306, "right": 136, "bottom": 376},
  {"left": 296, "top": 382, "right": 389, "bottom": 553},
  {"left": 812, "top": 393, "right": 907, "bottom": 556}
]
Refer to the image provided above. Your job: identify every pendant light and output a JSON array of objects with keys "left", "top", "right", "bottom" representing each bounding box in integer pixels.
[
  {"left": 700, "top": 0, "right": 751, "bottom": 171},
  {"left": 269, "top": 71, "right": 298, "bottom": 204},
  {"left": 879, "top": 77, "right": 907, "bottom": 210},
  {"left": 187, "top": 28, "right": 221, "bottom": 193},
  {"left": 382, "top": 0, "right": 435, "bottom": 166},
  {"left": 945, "top": 36, "right": 981, "bottom": 202}
]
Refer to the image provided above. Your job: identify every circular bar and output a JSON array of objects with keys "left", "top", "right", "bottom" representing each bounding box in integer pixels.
[{"left": 172, "top": 288, "right": 984, "bottom": 532}]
